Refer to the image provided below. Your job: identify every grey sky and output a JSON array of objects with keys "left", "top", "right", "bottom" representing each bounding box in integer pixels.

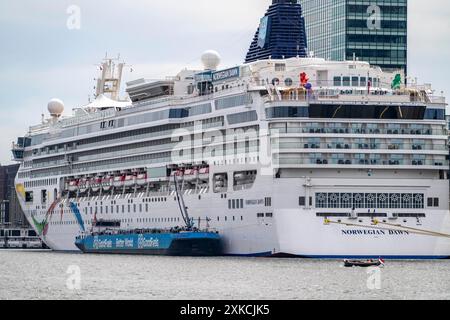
[{"left": 0, "top": 0, "right": 449, "bottom": 165}]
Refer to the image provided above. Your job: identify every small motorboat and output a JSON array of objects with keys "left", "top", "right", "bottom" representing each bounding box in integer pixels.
[{"left": 344, "top": 258, "right": 385, "bottom": 268}]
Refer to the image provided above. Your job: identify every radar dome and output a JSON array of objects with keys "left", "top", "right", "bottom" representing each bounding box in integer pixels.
[
  {"left": 201, "top": 50, "right": 221, "bottom": 70},
  {"left": 47, "top": 98, "right": 65, "bottom": 117}
]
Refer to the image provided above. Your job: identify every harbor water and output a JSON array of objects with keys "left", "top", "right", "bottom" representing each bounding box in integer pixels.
[{"left": 0, "top": 250, "right": 449, "bottom": 300}]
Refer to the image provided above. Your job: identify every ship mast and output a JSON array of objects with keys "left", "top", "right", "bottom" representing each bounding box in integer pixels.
[{"left": 95, "top": 54, "right": 125, "bottom": 101}]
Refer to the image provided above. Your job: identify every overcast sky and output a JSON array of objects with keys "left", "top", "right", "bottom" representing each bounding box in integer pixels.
[{"left": 0, "top": 0, "right": 449, "bottom": 165}]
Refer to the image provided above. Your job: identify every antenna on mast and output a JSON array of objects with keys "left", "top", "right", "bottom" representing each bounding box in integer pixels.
[{"left": 95, "top": 54, "right": 126, "bottom": 101}]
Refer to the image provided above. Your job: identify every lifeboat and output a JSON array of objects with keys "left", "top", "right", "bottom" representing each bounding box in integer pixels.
[
  {"left": 234, "top": 173, "right": 246, "bottom": 181},
  {"left": 124, "top": 174, "right": 136, "bottom": 188},
  {"left": 113, "top": 175, "right": 125, "bottom": 188},
  {"left": 136, "top": 173, "right": 148, "bottom": 186},
  {"left": 171, "top": 170, "right": 184, "bottom": 178},
  {"left": 102, "top": 176, "right": 113, "bottom": 192},
  {"left": 183, "top": 169, "right": 198, "bottom": 182},
  {"left": 91, "top": 177, "right": 102, "bottom": 193},
  {"left": 78, "top": 178, "right": 90, "bottom": 193},
  {"left": 198, "top": 167, "right": 210, "bottom": 182},
  {"left": 68, "top": 179, "right": 79, "bottom": 192}
]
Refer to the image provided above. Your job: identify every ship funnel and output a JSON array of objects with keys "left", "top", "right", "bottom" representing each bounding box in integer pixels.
[{"left": 245, "top": 0, "right": 308, "bottom": 63}]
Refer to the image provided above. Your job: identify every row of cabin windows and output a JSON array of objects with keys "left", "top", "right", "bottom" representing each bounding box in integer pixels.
[
  {"left": 50, "top": 217, "right": 181, "bottom": 226},
  {"left": 24, "top": 178, "right": 57, "bottom": 188},
  {"left": 228, "top": 199, "right": 244, "bottom": 209},
  {"left": 333, "top": 76, "right": 380, "bottom": 87},
  {"left": 257, "top": 213, "right": 273, "bottom": 218},
  {"left": 427, "top": 198, "right": 440, "bottom": 207},
  {"left": 217, "top": 216, "right": 244, "bottom": 222},
  {"left": 49, "top": 213, "right": 276, "bottom": 226},
  {"left": 100, "top": 120, "right": 115, "bottom": 129},
  {"left": 299, "top": 197, "right": 313, "bottom": 206}
]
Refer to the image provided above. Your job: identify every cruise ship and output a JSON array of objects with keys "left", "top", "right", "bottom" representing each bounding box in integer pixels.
[{"left": 12, "top": 1, "right": 450, "bottom": 258}]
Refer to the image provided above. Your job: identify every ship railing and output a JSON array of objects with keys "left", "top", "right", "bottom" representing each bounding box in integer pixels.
[
  {"left": 276, "top": 156, "right": 448, "bottom": 167},
  {"left": 128, "top": 86, "right": 246, "bottom": 113},
  {"left": 271, "top": 127, "right": 447, "bottom": 137},
  {"left": 29, "top": 123, "right": 50, "bottom": 134},
  {"left": 261, "top": 89, "right": 429, "bottom": 105},
  {"left": 276, "top": 142, "right": 448, "bottom": 152},
  {"left": 54, "top": 108, "right": 117, "bottom": 129}
]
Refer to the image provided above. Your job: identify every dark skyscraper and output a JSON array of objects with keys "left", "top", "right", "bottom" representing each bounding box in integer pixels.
[
  {"left": 299, "top": 0, "right": 407, "bottom": 73},
  {"left": 0, "top": 164, "right": 28, "bottom": 227},
  {"left": 245, "top": 0, "right": 308, "bottom": 63}
]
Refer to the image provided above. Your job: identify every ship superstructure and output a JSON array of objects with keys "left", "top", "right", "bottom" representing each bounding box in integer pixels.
[{"left": 12, "top": 1, "right": 450, "bottom": 258}]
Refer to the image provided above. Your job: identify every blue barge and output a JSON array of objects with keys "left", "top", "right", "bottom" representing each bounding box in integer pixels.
[{"left": 75, "top": 230, "right": 222, "bottom": 256}]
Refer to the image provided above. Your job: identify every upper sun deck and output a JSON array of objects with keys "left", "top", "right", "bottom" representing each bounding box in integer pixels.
[{"left": 26, "top": 57, "right": 445, "bottom": 138}]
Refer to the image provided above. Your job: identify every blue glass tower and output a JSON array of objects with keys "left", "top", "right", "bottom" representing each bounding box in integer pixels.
[{"left": 245, "top": 0, "right": 308, "bottom": 63}]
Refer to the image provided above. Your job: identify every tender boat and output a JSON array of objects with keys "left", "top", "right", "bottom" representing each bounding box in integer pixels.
[{"left": 344, "top": 259, "right": 385, "bottom": 268}]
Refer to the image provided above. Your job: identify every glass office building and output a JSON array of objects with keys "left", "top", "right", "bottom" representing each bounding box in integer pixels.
[{"left": 299, "top": 0, "right": 407, "bottom": 73}]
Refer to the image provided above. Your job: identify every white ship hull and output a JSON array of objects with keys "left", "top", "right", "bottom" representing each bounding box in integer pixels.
[{"left": 16, "top": 173, "right": 450, "bottom": 258}]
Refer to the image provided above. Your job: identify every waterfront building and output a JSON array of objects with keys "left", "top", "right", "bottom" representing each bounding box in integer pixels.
[
  {"left": 0, "top": 164, "right": 28, "bottom": 227},
  {"left": 299, "top": 0, "right": 408, "bottom": 73}
]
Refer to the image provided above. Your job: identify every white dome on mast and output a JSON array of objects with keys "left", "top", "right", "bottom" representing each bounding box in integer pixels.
[
  {"left": 201, "top": 50, "right": 221, "bottom": 70},
  {"left": 47, "top": 98, "right": 65, "bottom": 117}
]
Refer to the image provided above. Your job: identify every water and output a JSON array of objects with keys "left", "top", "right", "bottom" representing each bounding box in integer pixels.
[{"left": 0, "top": 250, "right": 449, "bottom": 300}]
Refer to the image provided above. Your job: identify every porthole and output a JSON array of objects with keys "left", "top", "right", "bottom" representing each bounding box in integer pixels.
[{"left": 285, "top": 78, "right": 293, "bottom": 86}]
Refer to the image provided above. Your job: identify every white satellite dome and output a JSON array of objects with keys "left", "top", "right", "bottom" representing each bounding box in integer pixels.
[
  {"left": 47, "top": 98, "right": 65, "bottom": 117},
  {"left": 201, "top": 50, "right": 221, "bottom": 70}
]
